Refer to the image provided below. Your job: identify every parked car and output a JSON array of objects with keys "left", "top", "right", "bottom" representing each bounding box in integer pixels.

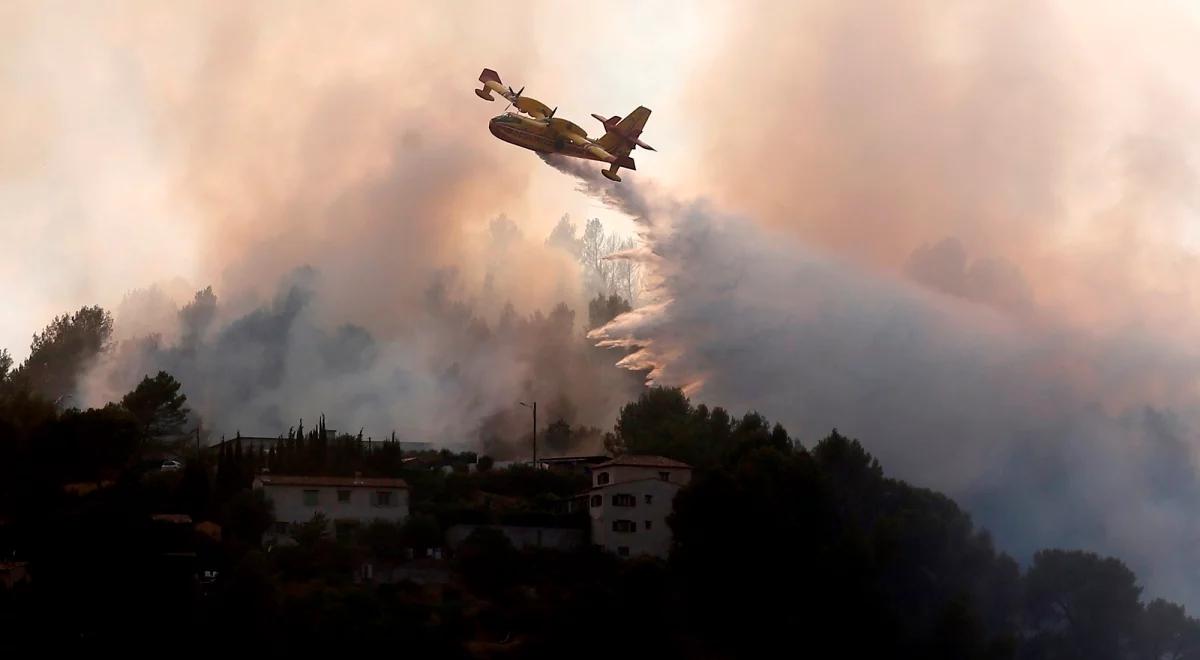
[{"left": 160, "top": 459, "right": 183, "bottom": 472}]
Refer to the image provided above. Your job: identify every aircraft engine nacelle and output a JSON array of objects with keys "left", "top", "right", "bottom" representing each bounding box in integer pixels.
[{"left": 586, "top": 145, "right": 615, "bottom": 162}]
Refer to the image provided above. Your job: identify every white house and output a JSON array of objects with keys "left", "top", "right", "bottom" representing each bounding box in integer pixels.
[
  {"left": 586, "top": 455, "right": 692, "bottom": 558},
  {"left": 254, "top": 474, "right": 409, "bottom": 542}
]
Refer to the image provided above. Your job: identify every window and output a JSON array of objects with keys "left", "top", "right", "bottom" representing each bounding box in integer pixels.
[
  {"left": 337, "top": 490, "right": 351, "bottom": 503},
  {"left": 374, "top": 491, "right": 393, "bottom": 507},
  {"left": 590, "top": 494, "right": 602, "bottom": 507},
  {"left": 275, "top": 522, "right": 289, "bottom": 534},
  {"left": 644, "top": 494, "right": 653, "bottom": 504},
  {"left": 617, "top": 546, "right": 630, "bottom": 557},
  {"left": 612, "top": 520, "right": 636, "bottom": 533},
  {"left": 597, "top": 471, "right": 610, "bottom": 485},
  {"left": 644, "top": 520, "right": 653, "bottom": 530},
  {"left": 612, "top": 494, "right": 636, "bottom": 507},
  {"left": 303, "top": 489, "right": 319, "bottom": 506},
  {"left": 659, "top": 471, "right": 670, "bottom": 481}
]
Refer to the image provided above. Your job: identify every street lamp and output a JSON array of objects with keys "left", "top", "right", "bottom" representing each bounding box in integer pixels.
[{"left": 519, "top": 401, "right": 537, "bottom": 467}]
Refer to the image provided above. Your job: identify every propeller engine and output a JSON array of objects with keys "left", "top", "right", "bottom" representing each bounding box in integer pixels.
[{"left": 503, "top": 86, "right": 525, "bottom": 112}]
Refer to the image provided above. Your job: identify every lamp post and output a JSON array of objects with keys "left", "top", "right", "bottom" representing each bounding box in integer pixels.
[{"left": 520, "top": 401, "right": 537, "bottom": 467}]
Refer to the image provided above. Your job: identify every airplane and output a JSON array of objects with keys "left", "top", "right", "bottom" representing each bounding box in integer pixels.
[{"left": 474, "top": 68, "right": 654, "bottom": 182}]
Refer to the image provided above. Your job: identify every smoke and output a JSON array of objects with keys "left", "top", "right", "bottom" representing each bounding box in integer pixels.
[
  {"left": 542, "top": 0, "right": 1200, "bottom": 609},
  {"left": 0, "top": 2, "right": 657, "bottom": 453},
  {"left": 557, "top": 162, "right": 1200, "bottom": 607},
  {"left": 86, "top": 258, "right": 642, "bottom": 454},
  {"left": 537, "top": 154, "right": 654, "bottom": 220}
]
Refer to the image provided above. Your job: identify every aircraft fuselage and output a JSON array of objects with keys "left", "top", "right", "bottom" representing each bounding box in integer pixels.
[{"left": 489, "top": 114, "right": 608, "bottom": 163}]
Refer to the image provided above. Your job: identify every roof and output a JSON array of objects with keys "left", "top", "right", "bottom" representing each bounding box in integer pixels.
[
  {"left": 538, "top": 455, "right": 610, "bottom": 465},
  {"left": 594, "top": 455, "right": 692, "bottom": 470},
  {"left": 255, "top": 474, "right": 409, "bottom": 489}
]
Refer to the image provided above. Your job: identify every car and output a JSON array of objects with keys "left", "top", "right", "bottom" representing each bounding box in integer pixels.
[{"left": 160, "top": 459, "right": 183, "bottom": 472}]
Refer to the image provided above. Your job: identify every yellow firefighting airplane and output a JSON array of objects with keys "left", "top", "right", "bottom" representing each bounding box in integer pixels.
[{"left": 474, "top": 68, "right": 654, "bottom": 182}]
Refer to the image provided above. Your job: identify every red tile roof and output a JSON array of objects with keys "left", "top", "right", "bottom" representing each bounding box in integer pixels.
[
  {"left": 594, "top": 455, "right": 692, "bottom": 469},
  {"left": 255, "top": 474, "right": 408, "bottom": 489}
]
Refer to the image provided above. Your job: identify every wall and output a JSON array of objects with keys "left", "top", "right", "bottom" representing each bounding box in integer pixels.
[
  {"left": 445, "top": 524, "right": 585, "bottom": 552},
  {"left": 592, "top": 465, "right": 692, "bottom": 489},
  {"left": 260, "top": 483, "right": 409, "bottom": 529},
  {"left": 589, "top": 478, "right": 683, "bottom": 558}
]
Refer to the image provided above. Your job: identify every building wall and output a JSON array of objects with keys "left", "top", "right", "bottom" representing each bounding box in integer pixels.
[
  {"left": 260, "top": 483, "right": 409, "bottom": 529},
  {"left": 588, "top": 478, "right": 683, "bottom": 558},
  {"left": 592, "top": 464, "right": 692, "bottom": 489}
]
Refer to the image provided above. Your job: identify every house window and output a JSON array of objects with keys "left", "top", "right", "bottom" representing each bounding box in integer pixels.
[
  {"left": 645, "top": 494, "right": 653, "bottom": 504},
  {"left": 337, "top": 490, "right": 351, "bottom": 503},
  {"left": 612, "top": 520, "right": 636, "bottom": 533},
  {"left": 644, "top": 520, "right": 653, "bottom": 530},
  {"left": 659, "top": 471, "right": 670, "bottom": 481},
  {"left": 617, "top": 546, "right": 630, "bottom": 557},
  {"left": 303, "top": 489, "right": 319, "bottom": 506},
  {"left": 590, "top": 494, "right": 602, "bottom": 507},
  {"left": 597, "top": 471, "right": 610, "bottom": 485},
  {"left": 612, "top": 494, "right": 636, "bottom": 507},
  {"left": 374, "top": 491, "right": 393, "bottom": 507}
]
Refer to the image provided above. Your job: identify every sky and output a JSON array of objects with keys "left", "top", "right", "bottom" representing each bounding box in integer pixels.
[{"left": 9, "top": 0, "right": 1200, "bottom": 607}]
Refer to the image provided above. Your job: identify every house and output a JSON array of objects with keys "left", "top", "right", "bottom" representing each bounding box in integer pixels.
[
  {"left": 254, "top": 473, "right": 409, "bottom": 542},
  {"left": 586, "top": 455, "right": 692, "bottom": 558}
]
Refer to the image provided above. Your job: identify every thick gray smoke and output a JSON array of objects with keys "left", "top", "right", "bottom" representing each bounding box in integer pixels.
[
  {"left": 86, "top": 228, "right": 643, "bottom": 457},
  {"left": 546, "top": 166, "right": 1200, "bottom": 610}
]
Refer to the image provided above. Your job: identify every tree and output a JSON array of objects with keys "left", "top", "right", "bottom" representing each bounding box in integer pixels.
[
  {"left": 359, "top": 519, "right": 406, "bottom": 563},
  {"left": 179, "top": 286, "right": 217, "bottom": 347},
  {"left": 0, "top": 348, "right": 11, "bottom": 382},
  {"left": 476, "top": 455, "right": 495, "bottom": 472},
  {"left": 1137, "top": 598, "right": 1200, "bottom": 660},
  {"left": 609, "top": 386, "right": 693, "bottom": 457},
  {"left": 588, "top": 293, "right": 632, "bottom": 330},
  {"left": 456, "top": 527, "right": 519, "bottom": 596},
  {"left": 580, "top": 218, "right": 608, "bottom": 294},
  {"left": 545, "top": 214, "right": 582, "bottom": 257},
  {"left": 603, "top": 232, "right": 640, "bottom": 304},
  {"left": 1023, "top": 549, "right": 1144, "bottom": 659},
  {"left": 223, "top": 488, "right": 275, "bottom": 546},
  {"left": 43, "top": 403, "right": 141, "bottom": 481},
  {"left": 121, "top": 371, "right": 190, "bottom": 439},
  {"left": 289, "top": 512, "right": 331, "bottom": 547},
  {"left": 11, "top": 306, "right": 113, "bottom": 401}
]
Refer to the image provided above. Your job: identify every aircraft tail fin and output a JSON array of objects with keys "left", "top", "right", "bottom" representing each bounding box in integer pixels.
[
  {"left": 479, "top": 68, "right": 501, "bottom": 85},
  {"left": 594, "top": 106, "right": 652, "bottom": 154}
]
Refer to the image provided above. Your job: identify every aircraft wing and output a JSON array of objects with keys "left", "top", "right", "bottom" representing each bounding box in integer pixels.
[
  {"left": 475, "top": 68, "right": 555, "bottom": 119},
  {"left": 548, "top": 117, "right": 588, "bottom": 139},
  {"left": 514, "top": 96, "right": 554, "bottom": 120}
]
